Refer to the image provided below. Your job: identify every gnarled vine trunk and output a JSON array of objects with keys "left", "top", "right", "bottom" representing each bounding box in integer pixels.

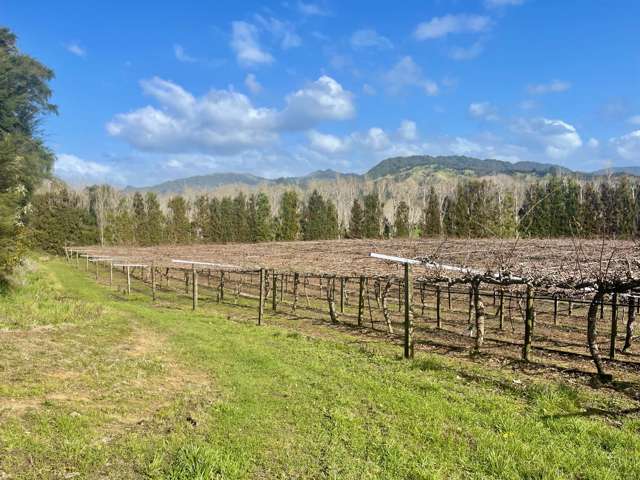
[{"left": 587, "top": 290, "right": 607, "bottom": 378}]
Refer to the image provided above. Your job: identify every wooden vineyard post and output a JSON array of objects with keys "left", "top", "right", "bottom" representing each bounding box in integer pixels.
[
  {"left": 568, "top": 299, "right": 573, "bottom": 317},
  {"left": 610, "top": 292, "right": 618, "bottom": 359},
  {"left": 553, "top": 295, "right": 558, "bottom": 326},
  {"left": 151, "top": 261, "right": 156, "bottom": 302},
  {"left": 358, "top": 276, "right": 365, "bottom": 326},
  {"left": 498, "top": 289, "right": 504, "bottom": 330},
  {"left": 192, "top": 264, "right": 198, "bottom": 311},
  {"left": 447, "top": 285, "right": 451, "bottom": 310},
  {"left": 340, "top": 277, "right": 345, "bottom": 314},
  {"left": 623, "top": 296, "right": 636, "bottom": 352},
  {"left": 219, "top": 272, "right": 225, "bottom": 303},
  {"left": 76, "top": 251, "right": 79, "bottom": 268},
  {"left": 436, "top": 285, "right": 442, "bottom": 329},
  {"left": 474, "top": 282, "right": 485, "bottom": 352},
  {"left": 126, "top": 266, "right": 131, "bottom": 295},
  {"left": 523, "top": 285, "right": 534, "bottom": 361},
  {"left": 272, "top": 270, "right": 278, "bottom": 311},
  {"left": 467, "top": 287, "right": 473, "bottom": 324},
  {"left": 403, "top": 263, "right": 414, "bottom": 359},
  {"left": 109, "top": 261, "right": 113, "bottom": 288},
  {"left": 292, "top": 272, "right": 299, "bottom": 312},
  {"left": 85, "top": 255, "right": 89, "bottom": 271},
  {"left": 398, "top": 279, "right": 402, "bottom": 312},
  {"left": 258, "top": 268, "right": 265, "bottom": 325},
  {"left": 95, "top": 260, "right": 99, "bottom": 281}
]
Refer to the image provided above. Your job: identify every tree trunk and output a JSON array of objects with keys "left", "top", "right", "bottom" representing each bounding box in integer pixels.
[{"left": 587, "top": 290, "right": 608, "bottom": 379}]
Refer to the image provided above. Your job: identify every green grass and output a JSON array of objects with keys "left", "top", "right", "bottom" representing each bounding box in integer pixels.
[{"left": 1, "top": 256, "right": 639, "bottom": 479}]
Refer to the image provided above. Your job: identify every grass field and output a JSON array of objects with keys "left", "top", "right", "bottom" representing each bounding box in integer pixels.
[{"left": 1, "top": 256, "right": 640, "bottom": 479}]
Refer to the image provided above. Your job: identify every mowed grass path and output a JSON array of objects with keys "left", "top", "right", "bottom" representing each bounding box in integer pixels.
[{"left": 1, "top": 257, "right": 639, "bottom": 479}]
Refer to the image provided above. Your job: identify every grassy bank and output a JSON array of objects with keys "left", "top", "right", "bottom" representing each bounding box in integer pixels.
[{"left": 0, "top": 256, "right": 639, "bottom": 479}]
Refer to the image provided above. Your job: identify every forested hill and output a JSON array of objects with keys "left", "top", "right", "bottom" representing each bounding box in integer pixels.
[{"left": 126, "top": 155, "right": 585, "bottom": 194}]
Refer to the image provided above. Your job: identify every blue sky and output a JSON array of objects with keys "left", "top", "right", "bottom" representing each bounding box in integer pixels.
[{"left": 3, "top": 0, "right": 640, "bottom": 186}]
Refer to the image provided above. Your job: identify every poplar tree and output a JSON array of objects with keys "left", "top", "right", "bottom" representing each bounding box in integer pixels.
[
  {"left": 132, "top": 192, "right": 147, "bottom": 245},
  {"left": 144, "top": 192, "right": 164, "bottom": 245},
  {"left": 422, "top": 186, "right": 441, "bottom": 236},
  {"left": 166, "top": 196, "right": 190, "bottom": 244},
  {"left": 276, "top": 190, "right": 300, "bottom": 241},
  {"left": 394, "top": 201, "right": 410, "bottom": 237},
  {"left": 348, "top": 198, "right": 364, "bottom": 238},
  {"left": 362, "top": 192, "right": 383, "bottom": 238}
]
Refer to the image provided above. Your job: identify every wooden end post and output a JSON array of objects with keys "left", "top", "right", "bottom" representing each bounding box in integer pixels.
[
  {"left": 219, "top": 272, "right": 225, "bottom": 302},
  {"left": 126, "top": 266, "right": 131, "bottom": 295},
  {"left": 553, "top": 294, "right": 558, "bottom": 326},
  {"left": 403, "top": 263, "right": 414, "bottom": 359},
  {"left": 272, "top": 270, "right": 277, "bottom": 311},
  {"left": 340, "top": 277, "right": 345, "bottom": 314},
  {"left": 498, "top": 288, "right": 504, "bottom": 330},
  {"left": 523, "top": 285, "right": 534, "bottom": 361},
  {"left": 474, "top": 282, "right": 485, "bottom": 353},
  {"left": 109, "top": 261, "right": 113, "bottom": 288},
  {"left": 436, "top": 285, "right": 442, "bottom": 329},
  {"left": 623, "top": 295, "right": 636, "bottom": 352},
  {"left": 151, "top": 261, "right": 156, "bottom": 302},
  {"left": 358, "top": 276, "right": 365, "bottom": 327},
  {"left": 610, "top": 292, "right": 618, "bottom": 359},
  {"left": 192, "top": 264, "right": 198, "bottom": 311},
  {"left": 258, "top": 268, "right": 265, "bottom": 325}
]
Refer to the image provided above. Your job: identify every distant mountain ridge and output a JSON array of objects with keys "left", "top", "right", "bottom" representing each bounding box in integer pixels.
[{"left": 125, "top": 155, "right": 637, "bottom": 195}]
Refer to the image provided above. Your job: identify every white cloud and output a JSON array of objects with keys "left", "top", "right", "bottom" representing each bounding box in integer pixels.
[
  {"left": 54, "top": 154, "right": 115, "bottom": 184},
  {"left": 526, "top": 80, "right": 571, "bottom": 95},
  {"left": 244, "top": 73, "right": 262, "bottom": 94},
  {"left": 469, "top": 102, "right": 498, "bottom": 121},
  {"left": 230, "top": 21, "right": 273, "bottom": 67},
  {"left": 485, "top": 0, "right": 524, "bottom": 8},
  {"left": 298, "top": 2, "right": 329, "bottom": 16},
  {"left": 414, "top": 14, "right": 491, "bottom": 40},
  {"left": 65, "top": 42, "right": 86, "bottom": 57},
  {"left": 587, "top": 138, "right": 599, "bottom": 148},
  {"left": 514, "top": 117, "right": 582, "bottom": 158},
  {"left": 610, "top": 130, "right": 640, "bottom": 160},
  {"left": 449, "top": 41, "right": 484, "bottom": 60},
  {"left": 174, "top": 44, "right": 196, "bottom": 63},
  {"left": 107, "top": 75, "right": 354, "bottom": 155},
  {"left": 398, "top": 120, "right": 417, "bottom": 141},
  {"left": 254, "top": 14, "right": 302, "bottom": 49},
  {"left": 280, "top": 75, "right": 355, "bottom": 129},
  {"left": 307, "top": 130, "right": 346, "bottom": 154},
  {"left": 384, "top": 56, "right": 438, "bottom": 95},
  {"left": 628, "top": 115, "right": 640, "bottom": 126},
  {"left": 350, "top": 29, "right": 393, "bottom": 50}
]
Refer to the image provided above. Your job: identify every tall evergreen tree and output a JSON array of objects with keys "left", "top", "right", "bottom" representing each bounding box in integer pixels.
[
  {"left": 276, "top": 190, "right": 299, "bottom": 241},
  {"left": 166, "top": 196, "right": 190, "bottom": 244},
  {"left": 362, "top": 192, "right": 383, "bottom": 238},
  {"left": 192, "top": 195, "right": 210, "bottom": 243},
  {"left": 0, "top": 28, "right": 56, "bottom": 276},
  {"left": 232, "top": 193, "right": 250, "bottom": 242},
  {"left": 348, "top": 198, "right": 364, "bottom": 238},
  {"left": 131, "top": 192, "right": 147, "bottom": 245},
  {"left": 249, "top": 192, "right": 273, "bottom": 242},
  {"left": 219, "top": 197, "right": 234, "bottom": 242},
  {"left": 144, "top": 192, "right": 164, "bottom": 245},
  {"left": 422, "top": 186, "right": 441, "bottom": 236},
  {"left": 394, "top": 201, "right": 410, "bottom": 237}
]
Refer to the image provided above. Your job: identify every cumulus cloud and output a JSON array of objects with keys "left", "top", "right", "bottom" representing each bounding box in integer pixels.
[
  {"left": 350, "top": 29, "right": 393, "bottom": 50},
  {"left": 280, "top": 75, "right": 355, "bottom": 129},
  {"left": 398, "top": 120, "right": 417, "bottom": 141},
  {"left": 384, "top": 56, "right": 438, "bottom": 95},
  {"left": 514, "top": 117, "right": 582, "bottom": 158},
  {"left": 526, "top": 80, "right": 571, "bottom": 95},
  {"left": 587, "top": 138, "right": 600, "bottom": 148},
  {"left": 230, "top": 21, "right": 273, "bottom": 67},
  {"left": 469, "top": 102, "right": 498, "bottom": 121},
  {"left": 107, "top": 75, "right": 354, "bottom": 155},
  {"left": 54, "top": 153, "right": 116, "bottom": 184},
  {"left": 307, "top": 130, "right": 347, "bottom": 154},
  {"left": 610, "top": 130, "right": 640, "bottom": 160},
  {"left": 244, "top": 73, "right": 262, "bottom": 94},
  {"left": 65, "top": 42, "right": 86, "bottom": 57},
  {"left": 414, "top": 14, "right": 491, "bottom": 40}
]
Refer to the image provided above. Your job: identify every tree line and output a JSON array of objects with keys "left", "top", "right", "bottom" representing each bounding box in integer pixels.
[{"left": 28, "top": 175, "right": 640, "bottom": 253}]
